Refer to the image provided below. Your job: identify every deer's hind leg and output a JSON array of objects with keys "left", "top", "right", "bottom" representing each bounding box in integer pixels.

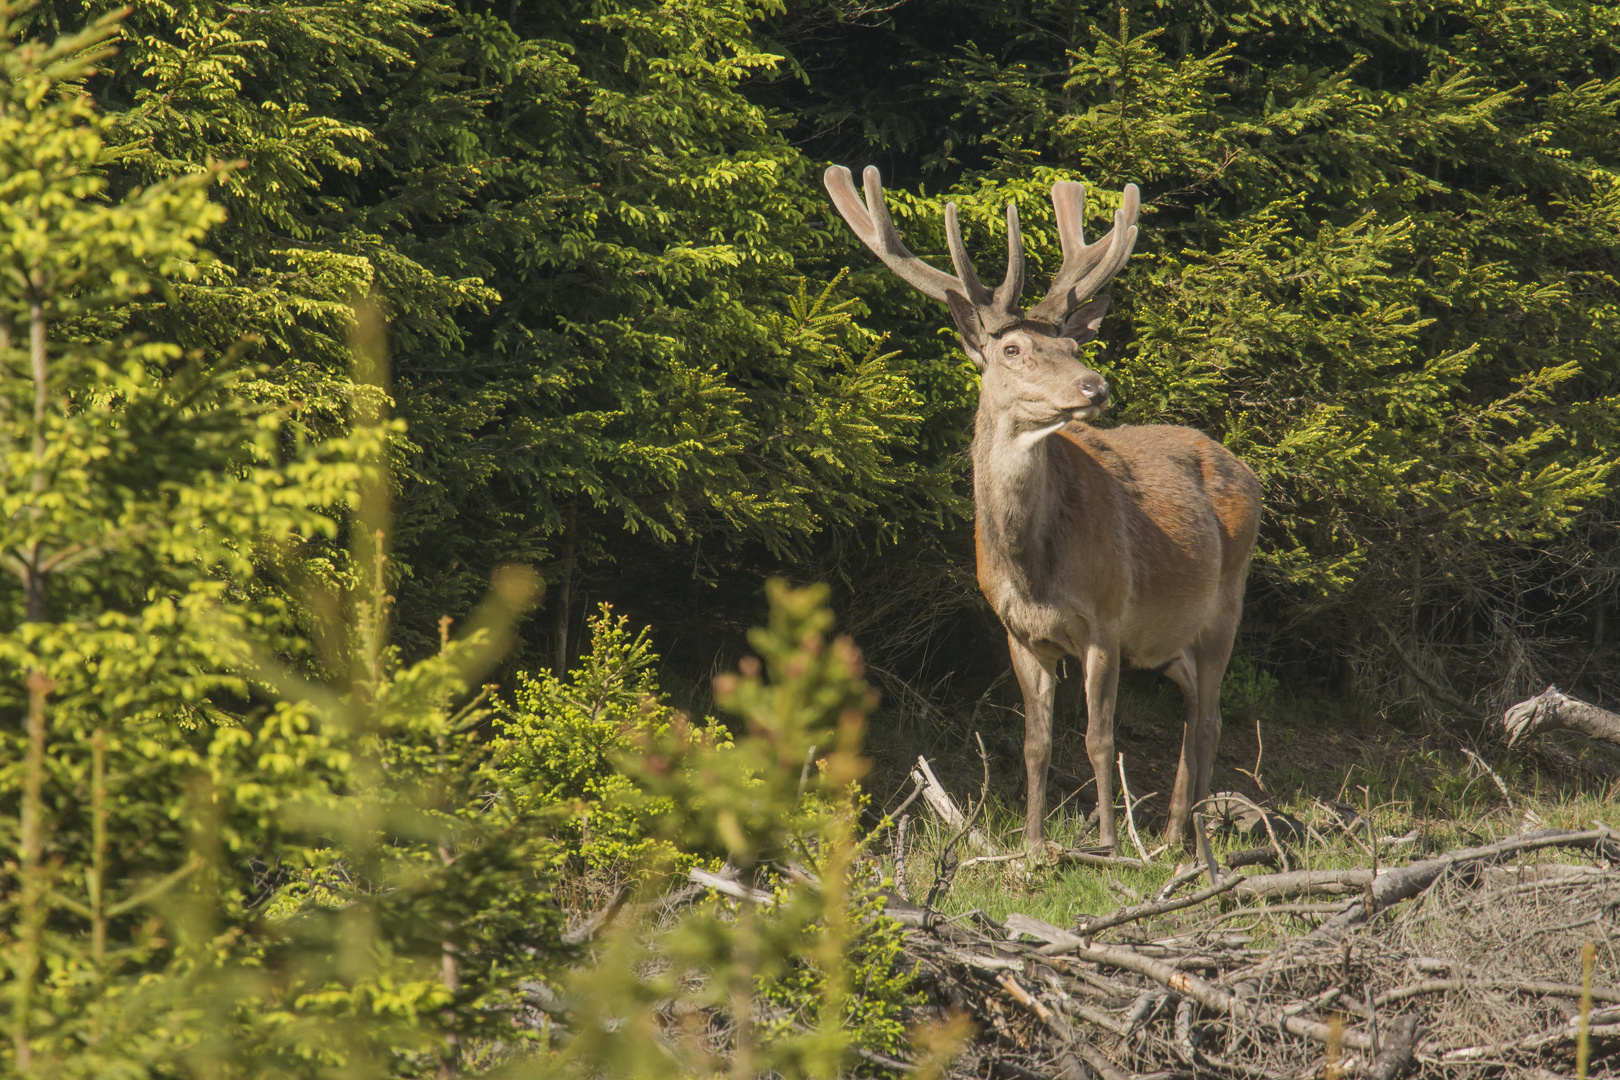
[
  {"left": 1161, "top": 649, "right": 1203, "bottom": 850},
  {"left": 1167, "top": 622, "right": 1239, "bottom": 849}
]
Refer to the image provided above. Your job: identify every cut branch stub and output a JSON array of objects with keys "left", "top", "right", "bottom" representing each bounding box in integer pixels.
[{"left": 1504, "top": 684, "right": 1620, "bottom": 747}]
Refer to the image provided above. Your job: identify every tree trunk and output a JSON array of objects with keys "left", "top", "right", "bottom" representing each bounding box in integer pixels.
[{"left": 552, "top": 502, "right": 576, "bottom": 676}]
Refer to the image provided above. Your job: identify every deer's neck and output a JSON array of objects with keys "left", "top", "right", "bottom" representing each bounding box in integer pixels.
[{"left": 971, "top": 404, "right": 1076, "bottom": 592}]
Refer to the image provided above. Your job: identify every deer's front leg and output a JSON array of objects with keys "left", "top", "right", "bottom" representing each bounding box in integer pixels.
[
  {"left": 1083, "top": 639, "right": 1122, "bottom": 850},
  {"left": 1007, "top": 635, "right": 1058, "bottom": 854}
]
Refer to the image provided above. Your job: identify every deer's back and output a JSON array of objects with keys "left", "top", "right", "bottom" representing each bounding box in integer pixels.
[
  {"left": 1063, "top": 424, "right": 1259, "bottom": 562},
  {"left": 1050, "top": 423, "right": 1260, "bottom": 662}
]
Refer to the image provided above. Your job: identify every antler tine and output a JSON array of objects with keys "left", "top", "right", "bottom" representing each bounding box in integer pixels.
[
  {"left": 1026, "top": 182, "right": 1142, "bottom": 325},
  {"left": 990, "top": 201, "right": 1025, "bottom": 319},
  {"left": 823, "top": 164, "right": 965, "bottom": 305},
  {"left": 943, "top": 203, "right": 993, "bottom": 308}
]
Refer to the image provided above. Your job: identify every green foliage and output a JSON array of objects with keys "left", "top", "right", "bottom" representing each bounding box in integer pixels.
[
  {"left": 0, "top": 11, "right": 563, "bottom": 1067},
  {"left": 11, "top": 0, "right": 967, "bottom": 661},
  {"left": 1220, "top": 654, "right": 1280, "bottom": 720},
  {"left": 494, "top": 605, "right": 727, "bottom": 872},
  {"left": 754, "top": 887, "right": 921, "bottom": 1063},
  {"left": 547, "top": 580, "right": 955, "bottom": 1080},
  {"left": 770, "top": 0, "right": 1620, "bottom": 690},
  {"left": 7, "top": 0, "right": 1620, "bottom": 1071}
]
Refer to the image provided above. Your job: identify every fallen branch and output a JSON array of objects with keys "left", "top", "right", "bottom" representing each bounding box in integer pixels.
[
  {"left": 1154, "top": 862, "right": 1208, "bottom": 901},
  {"left": 957, "top": 852, "right": 1026, "bottom": 871},
  {"left": 1043, "top": 843, "right": 1147, "bottom": 871},
  {"left": 915, "top": 755, "right": 995, "bottom": 855},
  {"left": 688, "top": 867, "right": 772, "bottom": 905},
  {"left": 1368, "top": 1013, "right": 1421, "bottom": 1080},
  {"left": 561, "top": 883, "right": 631, "bottom": 946},
  {"left": 1233, "top": 868, "right": 1375, "bottom": 901},
  {"left": 1376, "top": 978, "right": 1620, "bottom": 1008},
  {"left": 1311, "top": 827, "right": 1620, "bottom": 940},
  {"left": 998, "top": 974, "right": 1131, "bottom": 1080},
  {"left": 1438, "top": 1009, "right": 1620, "bottom": 1062},
  {"left": 854, "top": 1047, "right": 915, "bottom": 1073},
  {"left": 1208, "top": 901, "right": 1353, "bottom": 925},
  {"left": 1067, "top": 938, "right": 1375, "bottom": 1052},
  {"left": 1505, "top": 685, "right": 1620, "bottom": 748},
  {"left": 1068, "top": 875, "right": 1244, "bottom": 941}
]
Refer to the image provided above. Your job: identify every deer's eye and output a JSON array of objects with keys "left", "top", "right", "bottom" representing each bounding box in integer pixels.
[{"left": 1003, "top": 343, "right": 1021, "bottom": 357}]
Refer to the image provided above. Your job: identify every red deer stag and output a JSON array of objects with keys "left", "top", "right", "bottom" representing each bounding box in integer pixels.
[{"left": 825, "top": 165, "right": 1260, "bottom": 853}]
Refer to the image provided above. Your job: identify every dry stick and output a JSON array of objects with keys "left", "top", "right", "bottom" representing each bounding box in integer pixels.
[
  {"left": 796, "top": 743, "right": 818, "bottom": 800},
  {"left": 1209, "top": 790, "right": 1293, "bottom": 873},
  {"left": 560, "top": 884, "right": 631, "bottom": 947},
  {"left": 1316, "top": 797, "right": 1375, "bottom": 858},
  {"left": 893, "top": 770, "right": 926, "bottom": 821},
  {"left": 1578, "top": 942, "right": 1596, "bottom": 1080},
  {"left": 1375, "top": 977, "right": 1620, "bottom": 1009},
  {"left": 892, "top": 814, "right": 912, "bottom": 901},
  {"left": 997, "top": 975, "right": 1131, "bottom": 1080},
  {"left": 1365, "top": 984, "right": 1381, "bottom": 1058},
  {"left": 1311, "top": 827, "right": 1620, "bottom": 941},
  {"left": 914, "top": 754, "right": 994, "bottom": 855},
  {"left": 1461, "top": 746, "right": 1515, "bottom": 814},
  {"left": 1062, "top": 873, "right": 1246, "bottom": 942},
  {"left": 1233, "top": 869, "right": 1375, "bottom": 900},
  {"left": 1037, "top": 969, "right": 1131, "bottom": 1036},
  {"left": 1117, "top": 753, "right": 1152, "bottom": 863},
  {"left": 1367, "top": 1014, "right": 1420, "bottom": 1080},
  {"left": 1174, "top": 997, "right": 1292, "bottom": 1080},
  {"left": 1155, "top": 862, "right": 1207, "bottom": 901},
  {"left": 1210, "top": 902, "right": 1355, "bottom": 928},
  {"left": 1363, "top": 785, "right": 1379, "bottom": 898},
  {"left": 1065, "top": 938, "right": 1375, "bottom": 1052},
  {"left": 1235, "top": 713, "right": 1268, "bottom": 793},
  {"left": 1044, "top": 843, "right": 1147, "bottom": 872},
  {"left": 689, "top": 867, "right": 773, "bottom": 906},
  {"left": 1439, "top": 1011, "right": 1620, "bottom": 1062},
  {"left": 1194, "top": 811, "right": 1220, "bottom": 886},
  {"left": 853, "top": 1047, "right": 915, "bottom": 1074}
]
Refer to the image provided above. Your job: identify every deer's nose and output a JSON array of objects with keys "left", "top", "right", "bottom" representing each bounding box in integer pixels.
[{"left": 1078, "top": 375, "right": 1109, "bottom": 404}]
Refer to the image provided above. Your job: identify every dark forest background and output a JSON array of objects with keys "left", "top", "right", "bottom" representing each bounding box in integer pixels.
[
  {"left": 31, "top": 0, "right": 1615, "bottom": 710},
  {"left": 1, "top": 0, "right": 1618, "bottom": 1074}
]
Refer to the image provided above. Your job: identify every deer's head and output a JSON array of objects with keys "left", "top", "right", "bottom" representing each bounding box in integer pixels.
[{"left": 824, "top": 166, "right": 1139, "bottom": 431}]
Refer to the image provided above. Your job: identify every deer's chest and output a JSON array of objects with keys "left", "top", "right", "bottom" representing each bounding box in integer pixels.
[{"left": 975, "top": 527, "right": 1097, "bottom": 655}]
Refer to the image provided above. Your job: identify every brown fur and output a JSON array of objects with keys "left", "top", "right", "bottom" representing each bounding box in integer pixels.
[
  {"left": 823, "top": 166, "right": 1261, "bottom": 852},
  {"left": 974, "top": 405, "right": 1260, "bottom": 851}
]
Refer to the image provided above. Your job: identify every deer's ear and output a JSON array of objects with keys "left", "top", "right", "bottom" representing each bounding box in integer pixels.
[
  {"left": 946, "top": 290, "right": 988, "bottom": 369},
  {"left": 1059, "top": 296, "right": 1111, "bottom": 343}
]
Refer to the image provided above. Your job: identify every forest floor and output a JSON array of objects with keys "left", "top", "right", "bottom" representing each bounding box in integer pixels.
[
  {"left": 863, "top": 664, "right": 1620, "bottom": 918},
  {"left": 852, "top": 675, "right": 1620, "bottom": 1079}
]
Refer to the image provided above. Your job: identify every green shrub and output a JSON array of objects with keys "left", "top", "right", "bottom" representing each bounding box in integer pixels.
[
  {"left": 494, "top": 606, "right": 728, "bottom": 873},
  {"left": 1222, "top": 655, "right": 1280, "bottom": 721}
]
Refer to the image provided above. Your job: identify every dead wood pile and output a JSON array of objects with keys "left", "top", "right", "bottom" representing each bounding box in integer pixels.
[{"left": 885, "top": 826, "right": 1620, "bottom": 1080}]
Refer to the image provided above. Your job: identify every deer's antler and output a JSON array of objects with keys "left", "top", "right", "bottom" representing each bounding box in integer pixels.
[
  {"left": 825, "top": 166, "right": 1138, "bottom": 330},
  {"left": 825, "top": 165, "right": 1022, "bottom": 325},
  {"left": 1024, "top": 181, "right": 1140, "bottom": 326}
]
